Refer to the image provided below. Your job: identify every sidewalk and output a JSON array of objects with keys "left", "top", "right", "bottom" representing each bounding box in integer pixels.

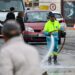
[{"left": 66, "top": 27, "right": 75, "bottom": 30}]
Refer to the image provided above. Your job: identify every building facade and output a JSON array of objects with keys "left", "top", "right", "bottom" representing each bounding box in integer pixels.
[{"left": 24, "top": 0, "right": 75, "bottom": 26}]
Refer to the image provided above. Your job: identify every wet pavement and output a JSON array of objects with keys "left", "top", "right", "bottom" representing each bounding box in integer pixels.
[
  {"left": 34, "top": 29, "right": 75, "bottom": 75},
  {"left": 0, "top": 29, "right": 75, "bottom": 75}
]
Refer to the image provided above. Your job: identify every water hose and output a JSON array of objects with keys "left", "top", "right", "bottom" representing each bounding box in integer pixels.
[{"left": 41, "top": 35, "right": 55, "bottom": 63}]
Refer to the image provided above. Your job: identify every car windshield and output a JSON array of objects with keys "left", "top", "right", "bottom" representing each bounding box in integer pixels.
[
  {"left": 0, "top": 0, "right": 24, "bottom": 12},
  {"left": 25, "top": 11, "right": 62, "bottom": 22},
  {"left": 26, "top": 11, "right": 49, "bottom": 22}
]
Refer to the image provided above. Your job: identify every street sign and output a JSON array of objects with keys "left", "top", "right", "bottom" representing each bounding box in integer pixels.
[{"left": 50, "top": 3, "right": 56, "bottom": 11}]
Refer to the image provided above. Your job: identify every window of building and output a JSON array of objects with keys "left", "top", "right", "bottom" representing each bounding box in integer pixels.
[{"left": 63, "top": 1, "right": 75, "bottom": 19}]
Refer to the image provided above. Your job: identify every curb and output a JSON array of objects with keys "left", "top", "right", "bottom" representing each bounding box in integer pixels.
[{"left": 66, "top": 27, "right": 75, "bottom": 30}]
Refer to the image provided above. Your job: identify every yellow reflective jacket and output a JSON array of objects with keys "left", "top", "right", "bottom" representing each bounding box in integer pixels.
[{"left": 44, "top": 20, "right": 60, "bottom": 32}]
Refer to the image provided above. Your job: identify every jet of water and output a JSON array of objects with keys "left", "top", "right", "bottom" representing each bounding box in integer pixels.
[{"left": 41, "top": 35, "right": 55, "bottom": 65}]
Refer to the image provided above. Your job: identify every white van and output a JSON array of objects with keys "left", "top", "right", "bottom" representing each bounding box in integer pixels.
[
  {"left": 0, "top": 0, "right": 25, "bottom": 35},
  {"left": 0, "top": 0, "right": 25, "bottom": 21}
]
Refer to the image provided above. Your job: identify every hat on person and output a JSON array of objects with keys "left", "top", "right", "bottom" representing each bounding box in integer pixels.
[
  {"left": 47, "top": 12, "right": 55, "bottom": 19},
  {"left": 49, "top": 12, "right": 55, "bottom": 17},
  {"left": 50, "top": 13, "right": 55, "bottom": 17},
  {"left": 48, "top": 12, "right": 53, "bottom": 16}
]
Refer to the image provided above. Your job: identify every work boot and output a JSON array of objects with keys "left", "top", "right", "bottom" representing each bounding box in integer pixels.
[
  {"left": 42, "top": 71, "right": 48, "bottom": 75},
  {"left": 53, "top": 55, "right": 58, "bottom": 64},
  {"left": 48, "top": 56, "right": 52, "bottom": 64}
]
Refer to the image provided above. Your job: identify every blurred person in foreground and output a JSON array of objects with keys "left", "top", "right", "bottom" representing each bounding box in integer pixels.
[
  {"left": 0, "top": 20, "right": 42, "bottom": 75},
  {"left": 43, "top": 12, "right": 60, "bottom": 64}
]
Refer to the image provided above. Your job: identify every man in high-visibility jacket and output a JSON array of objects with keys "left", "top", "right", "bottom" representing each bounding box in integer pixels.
[{"left": 43, "top": 12, "right": 60, "bottom": 64}]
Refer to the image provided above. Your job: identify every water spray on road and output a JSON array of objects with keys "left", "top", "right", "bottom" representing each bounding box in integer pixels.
[{"left": 41, "top": 35, "right": 54, "bottom": 66}]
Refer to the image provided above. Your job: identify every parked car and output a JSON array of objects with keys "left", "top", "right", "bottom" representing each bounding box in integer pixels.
[{"left": 23, "top": 10, "right": 67, "bottom": 44}]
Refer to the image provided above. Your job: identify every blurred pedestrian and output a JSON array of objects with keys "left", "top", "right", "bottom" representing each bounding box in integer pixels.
[
  {"left": 6, "top": 7, "right": 15, "bottom": 21},
  {"left": 0, "top": 20, "right": 42, "bottom": 75},
  {"left": 16, "top": 12, "right": 25, "bottom": 32},
  {"left": 43, "top": 12, "right": 60, "bottom": 64}
]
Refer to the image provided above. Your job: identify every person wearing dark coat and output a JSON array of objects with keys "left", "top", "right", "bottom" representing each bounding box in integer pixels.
[
  {"left": 16, "top": 12, "right": 25, "bottom": 32},
  {"left": 6, "top": 7, "right": 15, "bottom": 21},
  {"left": 0, "top": 7, "right": 15, "bottom": 24}
]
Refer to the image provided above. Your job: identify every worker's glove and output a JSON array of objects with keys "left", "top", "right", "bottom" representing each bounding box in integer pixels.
[
  {"left": 58, "top": 30, "right": 66, "bottom": 38},
  {"left": 42, "top": 71, "right": 48, "bottom": 75}
]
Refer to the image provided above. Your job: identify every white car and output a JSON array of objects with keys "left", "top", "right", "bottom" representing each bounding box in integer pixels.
[{"left": 52, "top": 11, "right": 67, "bottom": 31}]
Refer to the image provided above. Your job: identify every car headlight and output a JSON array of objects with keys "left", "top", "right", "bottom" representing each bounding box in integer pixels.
[{"left": 25, "top": 26, "right": 34, "bottom": 32}]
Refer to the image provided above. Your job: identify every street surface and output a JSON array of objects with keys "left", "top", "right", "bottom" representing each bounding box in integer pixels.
[
  {"left": 34, "top": 29, "right": 75, "bottom": 75},
  {"left": 0, "top": 28, "right": 75, "bottom": 75}
]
